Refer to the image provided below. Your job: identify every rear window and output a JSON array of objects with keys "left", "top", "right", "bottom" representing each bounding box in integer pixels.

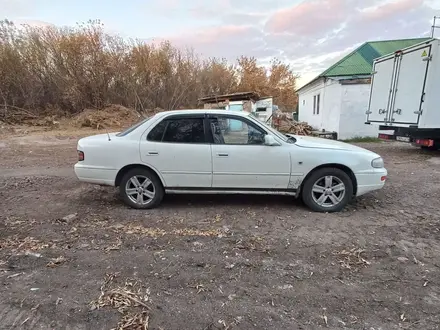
[{"left": 116, "top": 116, "right": 152, "bottom": 137}]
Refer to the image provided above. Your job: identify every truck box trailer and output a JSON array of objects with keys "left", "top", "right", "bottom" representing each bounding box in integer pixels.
[{"left": 365, "top": 38, "right": 440, "bottom": 149}]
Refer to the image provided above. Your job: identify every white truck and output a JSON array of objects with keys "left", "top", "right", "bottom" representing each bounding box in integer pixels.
[{"left": 365, "top": 38, "right": 440, "bottom": 150}]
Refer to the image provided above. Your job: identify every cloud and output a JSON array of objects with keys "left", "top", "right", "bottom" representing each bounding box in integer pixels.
[
  {"left": 163, "top": 0, "right": 436, "bottom": 86},
  {"left": 361, "top": 0, "right": 424, "bottom": 21},
  {"left": 1, "top": 0, "right": 437, "bottom": 87},
  {"left": 164, "top": 25, "right": 273, "bottom": 59},
  {"left": 265, "top": 0, "right": 353, "bottom": 36},
  {"left": 0, "top": 0, "right": 38, "bottom": 17}
]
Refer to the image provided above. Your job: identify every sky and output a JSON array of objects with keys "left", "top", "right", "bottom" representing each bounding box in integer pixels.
[{"left": 2, "top": 0, "right": 440, "bottom": 87}]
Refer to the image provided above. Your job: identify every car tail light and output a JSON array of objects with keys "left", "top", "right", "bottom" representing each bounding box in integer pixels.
[
  {"left": 378, "top": 133, "right": 391, "bottom": 140},
  {"left": 78, "top": 150, "right": 84, "bottom": 161},
  {"left": 415, "top": 139, "right": 434, "bottom": 147},
  {"left": 381, "top": 176, "right": 387, "bottom": 182}
]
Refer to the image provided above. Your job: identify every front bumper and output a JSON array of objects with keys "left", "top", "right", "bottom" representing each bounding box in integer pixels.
[{"left": 355, "top": 168, "right": 387, "bottom": 197}]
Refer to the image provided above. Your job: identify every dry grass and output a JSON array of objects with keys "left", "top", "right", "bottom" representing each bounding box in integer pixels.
[
  {"left": 114, "top": 312, "right": 149, "bottom": 330},
  {"left": 91, "top": 274, "right": 151, "bottom": 330},
  {"left": 110, "top": 224, "right": 225, "bottom": 238},
  {"left": 46, "top": 256, "right": 68, "bottom": 268},
  {"left": 334, "top": 247, "right": 371, "bottom": 271},
  {"left": 0, "top": 236, "right": 52, "bottom": 252}
]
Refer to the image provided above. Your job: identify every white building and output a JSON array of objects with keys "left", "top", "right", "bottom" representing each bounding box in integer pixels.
[
  {"left": 297, "top": 38, "right": 429, "bottom": 140},
  {"left": 199, "top": 92, "right": 274, "bottom": 126}
]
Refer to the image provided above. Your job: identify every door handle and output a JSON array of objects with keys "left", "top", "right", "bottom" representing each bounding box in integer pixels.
[
  {"left": 217, "top": 153, "right": 229, "bottom": 157},
  {"left": 147, "top": 151, "right": 159, "bottom": 155}
]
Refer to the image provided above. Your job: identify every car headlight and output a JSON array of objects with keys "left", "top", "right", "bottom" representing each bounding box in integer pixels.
[{"left": 371, "top": 157, "right": 384, "bottom": 168}]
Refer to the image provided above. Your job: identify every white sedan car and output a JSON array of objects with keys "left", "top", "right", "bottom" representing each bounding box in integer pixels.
[{"left": 74, "top": 109, "right": 387, "bottom": 212}]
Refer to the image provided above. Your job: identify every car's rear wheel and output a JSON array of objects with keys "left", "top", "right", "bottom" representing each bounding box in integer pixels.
[
  {"left": 421, "top": 145, "right": 440, "bottom": 151},
  {"left": 120, "top": 168, "right": 164, "bottom": 209},
  {"left": 302, "top": 168, "right": 353, "bottom": 213}
]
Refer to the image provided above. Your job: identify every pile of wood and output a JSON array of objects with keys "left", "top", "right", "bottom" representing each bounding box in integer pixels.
[
  {"left": 272, "top": 110, "right": 312, "bottom": 135},
  {"left": 0, "top": 105, "right": 39, "bottom": 124},
  {"left": 72, "top": 104, "right": 159, "bottom": 130},
  {"left": 73, "top": 104, "right": 142, "bottom": 129},
  {"left": 277, "top": 120, "right": 313, "bottom": 135}
]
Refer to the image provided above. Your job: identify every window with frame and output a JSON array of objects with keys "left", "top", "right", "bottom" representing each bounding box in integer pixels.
[
  {"left": 209, "top": 117, "right": 266, "bottom": 145},
  {"left": 147, "top": 120, "right": 167, "bottom": 142},
  {"left": 116, "top": 116, "right": 152, "bottom": 137},
  {"left": 313, "top": 94, "right": 320, "bottom": 115},
  {"left": 147, "top": 117, "right": 205, "bottom": 143}
]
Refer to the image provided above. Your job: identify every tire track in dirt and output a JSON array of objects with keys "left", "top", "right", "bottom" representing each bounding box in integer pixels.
[
  {"left": 0, "top": 302, "right": 43, "bottom": 329},
  {"left": 0, "top": 301, "right": 106, "bottom": 330},
  {"left": 0, "top": 167, "right": 74, "bottom": 178}
]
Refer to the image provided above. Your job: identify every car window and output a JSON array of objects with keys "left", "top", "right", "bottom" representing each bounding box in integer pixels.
[
  {"left": 247, "top": 114, "right": 289, "bottom": 142},
  {"left": 147, "top": 120, "right": 168, "bottom": 142},
  {"left": 116, "top": 116, "right": 152, "bottom": 137},
  {"left": 160, "top": 118, "right": 205, "bottom": 143},
  {"left": 210, "top": 117, "right": 265, "bottom": 145}
]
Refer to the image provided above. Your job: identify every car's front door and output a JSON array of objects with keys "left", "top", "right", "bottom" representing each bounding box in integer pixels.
[
  {"left": 140, "top": 114, "right": 212, "bottom": 188},
  {"left": 208, "top": 114, "right": 291, "bottom": 189}
]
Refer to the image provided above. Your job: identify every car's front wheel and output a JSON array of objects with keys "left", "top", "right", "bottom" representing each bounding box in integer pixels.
[
  {"left": 120, "top": 168, "right": 164, "bottom": 209},
  {"left": 302, "top": 168, "right": 353, "bottom": 212}
]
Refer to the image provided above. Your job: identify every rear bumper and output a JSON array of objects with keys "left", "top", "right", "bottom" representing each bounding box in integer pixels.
[
  {"left": 355, "top": 168, "right": 387, "bottom": 197},
  {"left": 74, "top": 163, "right": 117, "bottom": 186}
]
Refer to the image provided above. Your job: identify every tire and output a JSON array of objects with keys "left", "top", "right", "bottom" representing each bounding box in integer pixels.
[
  {"left": 301, "top": 167, "right": 354, "bottom": 213},
  {"left": 421, "top": 145, "right": 440, "bottom": 151},
  {"left": 119, "top": 167, "right": 164, "bottom": 209}
]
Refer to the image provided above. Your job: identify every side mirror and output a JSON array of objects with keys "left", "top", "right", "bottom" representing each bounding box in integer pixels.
[{"left": 264, "top": 135, "right": 281, "bottom": 146}]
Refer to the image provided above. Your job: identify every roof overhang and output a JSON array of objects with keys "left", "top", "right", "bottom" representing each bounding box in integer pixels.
[
  {"left": 296, "top": 76, "right": 325, "bottom": 93},
  {"left": 198, "top": 91, "right": 260, "bottom": 103},
  {"left": 296, "top": 74, "right": 373, "bottom": 93}
]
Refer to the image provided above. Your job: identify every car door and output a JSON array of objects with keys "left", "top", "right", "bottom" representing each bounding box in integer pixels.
[
  {"left": 208, "top": 114, "right": 291, "bottom": 189},
  {"left": 139, "top": 114, "right": 212, "bottom": 188}
]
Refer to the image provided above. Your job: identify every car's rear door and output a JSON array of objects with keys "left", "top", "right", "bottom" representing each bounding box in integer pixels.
[
  {"left": 207, "top": 114, "right": 291, "bottom": 189},
  {"left": 139, "top": 113, "right": 212, "bottom": 188}
]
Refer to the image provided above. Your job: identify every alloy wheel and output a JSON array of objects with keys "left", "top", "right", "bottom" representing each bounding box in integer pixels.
[
  {"left": 125, "top": 175, "right": 156, "bottom": 205},
  {"left": 311, "top": 175, "right": 346, "bottom": 208}
]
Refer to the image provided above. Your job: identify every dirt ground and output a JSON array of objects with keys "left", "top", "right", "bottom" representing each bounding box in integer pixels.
[{"left": 1, "top": 129, "right": 440, "bottom": 330}]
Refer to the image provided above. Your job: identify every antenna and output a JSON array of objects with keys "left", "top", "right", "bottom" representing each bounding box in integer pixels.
[
  {"left": 431, "top": 16, "right": 440, "bottom": 38},
  {"left": 107, "top": 131, "right": 111, "bottom": 141}
]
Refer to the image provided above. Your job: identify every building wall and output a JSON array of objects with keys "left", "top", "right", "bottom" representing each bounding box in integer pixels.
[
  {"left": 299, "top": 78, "right": 380, "bottom": 140},
  {"left": 298, "top": 78, "right": 341, "bottom": 133},
  {"left": 298, "top": 78, "right": 325, "bottom": 129},
  {"left": 338, "top": 84, "right": 379, "bottom": 140},
  {"left": 203, "top": 101, "right": 227, "bottom": 109},
  {"left": 254, "top": 97, "right": 273, "bottom": 125},
  {"left": 321, "top": 80, "right": 342, "bottom": 134},
  {"left": 203, "top": 100, "right": 255, "bottom": 112}
]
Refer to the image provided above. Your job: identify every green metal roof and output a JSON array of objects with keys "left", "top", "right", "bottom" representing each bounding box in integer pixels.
[{"left": 320, "top": 37, "right": 432, "bottom": 77}]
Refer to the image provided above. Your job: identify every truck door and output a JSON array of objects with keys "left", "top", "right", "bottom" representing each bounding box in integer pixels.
[
  {"left": 390, "top": 45, "right": 431, "bottom": 125},
  {"left": 367, "top": 57, "right": 396, "bottom": 123}
]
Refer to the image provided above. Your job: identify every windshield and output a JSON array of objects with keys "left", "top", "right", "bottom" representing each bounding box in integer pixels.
[{"left": 116, "top": 116, "right": 153, "bottom": 137}]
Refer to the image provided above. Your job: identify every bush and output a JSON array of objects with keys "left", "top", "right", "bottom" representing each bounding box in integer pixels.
[{"left": 0, "top": 19, "right": 298, "bottom": 123}]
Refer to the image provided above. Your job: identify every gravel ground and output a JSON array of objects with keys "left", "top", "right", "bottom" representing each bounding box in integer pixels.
[{"left": 1, "top": 131, "right": 440, "bottom": 330}]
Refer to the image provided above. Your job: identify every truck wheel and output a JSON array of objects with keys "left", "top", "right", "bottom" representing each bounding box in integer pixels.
[
  {"left": 302, "top": 168, "right": 353, "bottom": 213},
  {"left": 421, "top": 145, "right": 440, "bottom": 151},
  {"left": 120, "top": 168, "right": 164, "bottom": 209}
]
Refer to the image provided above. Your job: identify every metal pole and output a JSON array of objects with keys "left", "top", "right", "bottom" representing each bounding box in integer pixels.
[{"left": 432, "top": 16, "right": 440, "bottom": 38}]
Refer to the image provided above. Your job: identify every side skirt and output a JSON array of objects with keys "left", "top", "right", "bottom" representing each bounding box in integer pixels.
[{"left": 165, "top": 187, "right": 297, "bottom": 196}]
